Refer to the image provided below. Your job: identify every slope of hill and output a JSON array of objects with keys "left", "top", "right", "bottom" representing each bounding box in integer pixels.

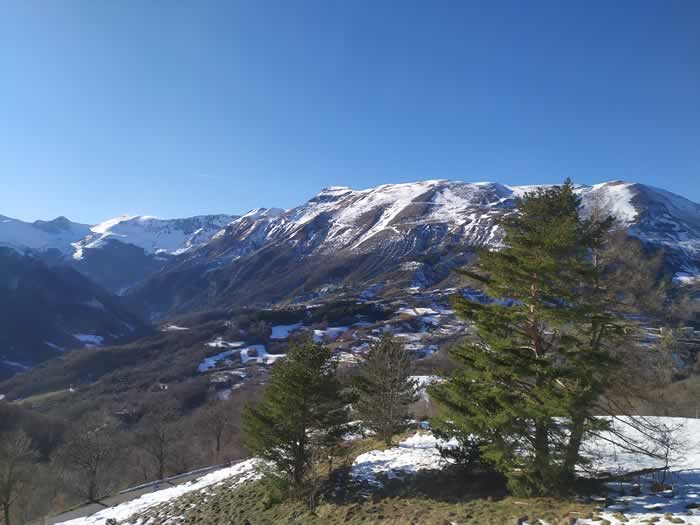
[
  {"left": 0, "top": 248, "right": 150, "bottom": 379},
  {"left": 51, "top": 418, "right": 700, "bottom": 525}
]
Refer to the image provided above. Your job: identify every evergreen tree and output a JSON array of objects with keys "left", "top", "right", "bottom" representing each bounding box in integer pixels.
[
  {"left": 242, "top": 335, "right": 347, "bottom": 493},
  {"left": 431, "top": 179, "right": 615, "bottom": 494},
  {"left": 355, "top": 336, "right": 418, "bottom": 445}
]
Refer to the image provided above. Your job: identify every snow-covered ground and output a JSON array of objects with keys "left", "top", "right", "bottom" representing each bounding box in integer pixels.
[
  {"left": 50, "top": 417, "right": 700, "bottom": 525},
  {"left": 197, "top": 349, "right": 240, "bottom": 372},
  {"left": 204, "top": 337, "right": 245, "bottom": 349},
  {"left": 162, "top": 324, "right": 189, "bottom": 332},
  {"left": 313, "top": 326, "right": 350, "bottom": 342},
  {"left": 56, "top": 459, "right": 262, "bottom": 525},
  {"left": 577, "top": 417, "right": 700, "bottom": 524},
  {"left": 197, "top": 342, "right": 285, "bottom": 372},
  {"left": 351, "top": 432, "right": 454, "bottom": 487}
]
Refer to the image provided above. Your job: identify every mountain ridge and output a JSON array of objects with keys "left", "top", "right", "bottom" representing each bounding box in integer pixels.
[
  {"left": 2, "top": 179, "right": 699, "bottom": 315},
  {"left": 125, "top": 180, "right": 700, "bottom": 317}
]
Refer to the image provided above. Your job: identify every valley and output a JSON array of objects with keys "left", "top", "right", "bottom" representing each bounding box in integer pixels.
[{"left": 1, "top": 179, "right": 699, "bottom": 525}]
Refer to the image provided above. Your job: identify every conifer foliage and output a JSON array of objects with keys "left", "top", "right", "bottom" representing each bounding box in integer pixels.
[
  {"left": 431, "top": 179, "right": 616, "bottom": 495},
  {"left": 242, "top": 335, "right": 347, "bottom": 493},
  {"left": 355, "top": 336, "right": 418, "bottom": 445}
]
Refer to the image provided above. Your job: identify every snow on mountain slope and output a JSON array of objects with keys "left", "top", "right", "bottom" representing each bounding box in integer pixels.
[
  {"left": 202, "top": 179, "right": 699, "bottom": 263},
  {"left": 0, "top": 215, "right": 91, "bottom": 255},
  {"left": 206, "top": 180, "right": 517, "bottom": 259},
  {"left": 126, "top": 179, "right": 700, "bottom": 316},
  {"left": 0, "top": 213, "right": 237, "bottom": 260},
  {"left": 73, "top": 214, "right": 237, "bottom": 259}
]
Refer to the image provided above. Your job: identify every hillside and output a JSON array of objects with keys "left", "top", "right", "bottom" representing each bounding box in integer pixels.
[
  {"left": 52, "top": 418, "right": 700, "bottom": 525},
  {"left": 0, "top": 248, "right": 150, "bottom": 379}
]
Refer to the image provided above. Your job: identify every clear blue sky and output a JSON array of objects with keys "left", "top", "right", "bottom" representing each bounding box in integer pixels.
[{"left": 1, "top": 0, "right": 698, "bottom": 223}]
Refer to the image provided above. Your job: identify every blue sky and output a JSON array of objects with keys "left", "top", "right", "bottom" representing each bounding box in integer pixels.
[{"left": 1, "top": 0, "right": 698, "bottom": 223}]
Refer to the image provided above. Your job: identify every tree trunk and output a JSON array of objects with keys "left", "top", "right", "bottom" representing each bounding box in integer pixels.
[
  {"left": 534, "top": 419, "right": 549, "bottom": 482},
  {"left": 562, "top": 415, "right": 585, "bottom": 484},
  {"left": 4, "top": 502, "right": 11, "bottom": 525}
]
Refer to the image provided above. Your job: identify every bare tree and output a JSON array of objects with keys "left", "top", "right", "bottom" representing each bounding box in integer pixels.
[
  {"left": 58, "top": 420, "right": 118, "bottom": 502},
  {"left": 199, "top": 401, "right": 234, "bottom": 462},
  {"left": 0, "top": 430, "right": 36, "bottom": 525},
  {"left": 138, "top": 403, "right": 180, "bottom": 481}
]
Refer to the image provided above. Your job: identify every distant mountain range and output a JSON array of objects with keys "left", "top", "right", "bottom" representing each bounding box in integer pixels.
[
  {"left": 0, "top": 213, "right": 236, "bottom": 293},
  {"left": 2, "top": 180, "right": 699, "bottom": 319}
]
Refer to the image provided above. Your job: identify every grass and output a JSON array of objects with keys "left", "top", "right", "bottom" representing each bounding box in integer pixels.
[
  {"left": 133, "top": 476, "right": 593, "bottom": 524},
  {"left": 11, "top": 387, "right": 72, "bottom": 406}
]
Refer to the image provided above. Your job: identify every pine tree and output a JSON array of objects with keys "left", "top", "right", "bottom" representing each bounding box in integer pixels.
[
  {"left": 242, "top": 335, "right": 347, "bottom": 493},
  {"left": 355, "top": 336, "right": 418, "bottom": 445},
  {"left": 431, "top": 179, "right": 615, "bottom": 495}
]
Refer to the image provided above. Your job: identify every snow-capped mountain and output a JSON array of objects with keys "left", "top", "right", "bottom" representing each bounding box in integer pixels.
[
  {"left": 2, "top": 179, "right": 698, "bottom": 316},
  {"left": 129, "top": 180, "right": 700, "bottom": 317},
  {"left": 0, "top": 213, "right": 238, "bottom": 293},
  {"left": 0, "top": 215, "right": 91, "bottom": 255},
  {"left": 72, "top": 214, "right": 237, "bottom": 259},
  {"left": 199, "top": 180, "right": 700, "bottom": 265}
]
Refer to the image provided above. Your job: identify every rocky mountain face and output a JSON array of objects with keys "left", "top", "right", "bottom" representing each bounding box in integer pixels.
[
  {"left": 0, "top": 248, "right": 150, "bottom": 380},
  {"left": 128, "top": 180, "right": 700, "bottom": 317}
]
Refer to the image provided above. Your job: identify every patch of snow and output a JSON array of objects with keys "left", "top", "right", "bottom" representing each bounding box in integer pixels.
[
  {"left": 674, "top": 272, "right": 700, "bottom": 286},
  {"left": 45, "top": 341, "right": 66, "bottom": 352},
  {"left": 73, "top": 334, "right": 104, "bottom": 347},
  {"left": 205, "top": 338, "right": 245, "bottom": 349},
  {"left": 197, "top": 350, "right": 239, "bottom": 373},
  {"left": 1, "top": 360, "right": 31, "bottom": 371},
  {"left": 312, "top": 326, "right": 350, "bottom": 342},
  {"left": 270, "top": 323, "right": 303, "bottom": 339},
  {"left": 351, "top": 432, "right": 456, "bottom": 487},
  {"left": 397, "top": 307, "right": 438, "bottom": 317},
  {"left": 240, "top": 344, "right": 286, "bottom": 364},
  {"left": 162, "top": 324, "right": 190, "bottom": 332},
  {"left": 84, "top": 298, "right": 105, "bottom": 310}
]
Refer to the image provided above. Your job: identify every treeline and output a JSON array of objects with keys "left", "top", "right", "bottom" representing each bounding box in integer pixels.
[{"left": 0, "top": 385, "right": 261, "bottom": 525}]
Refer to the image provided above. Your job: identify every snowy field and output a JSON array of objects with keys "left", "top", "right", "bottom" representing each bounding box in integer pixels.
[{"left": 578, "top": 417, "right": 700, "bottom": 525}]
